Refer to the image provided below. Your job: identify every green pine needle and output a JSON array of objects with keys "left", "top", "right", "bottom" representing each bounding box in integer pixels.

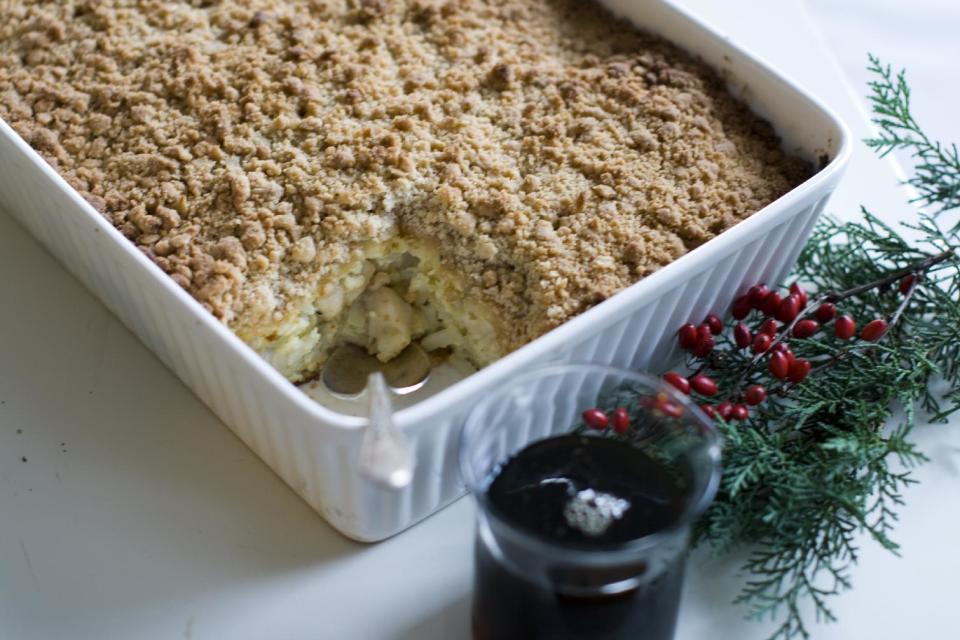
[{"left": 865, "top": 53, "right": 960, "bottom": 218}]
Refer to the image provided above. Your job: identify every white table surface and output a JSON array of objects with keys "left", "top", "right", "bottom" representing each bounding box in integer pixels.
[{"left": 2, "top": 2, "right": 959, "bottom": 639}]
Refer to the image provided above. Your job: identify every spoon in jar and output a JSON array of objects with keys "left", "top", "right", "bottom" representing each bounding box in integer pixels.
[{"left": 358, "top": 371, "right": 415, "bottom": 489}]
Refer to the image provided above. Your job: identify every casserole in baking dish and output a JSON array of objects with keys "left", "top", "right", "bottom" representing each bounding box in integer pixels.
[{"left": 0, "top": 0, "right": 849, "bottom": 540}]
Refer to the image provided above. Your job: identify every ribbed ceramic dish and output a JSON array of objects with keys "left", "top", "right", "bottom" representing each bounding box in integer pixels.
[{"left": 0, "top": 0, "right": 850, "bottom": 541}]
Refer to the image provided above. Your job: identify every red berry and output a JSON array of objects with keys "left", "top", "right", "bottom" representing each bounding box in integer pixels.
[
  {"left": 734, "top": 322, "right": 752, "bottom": 349},
  {"left": 761, "top": 291, "right": 783, "bottom": 316},
  {"left": 748, "top": 284, "right": 771, "bottom": 307},
  {"left": 655, "top": 399, "right": 684, "bottom": 418},
  {"left": 716, "top": 402, "right": 733, "bottom": 421},
  {"left": 663, "top": 372, "right": 691, "bottom": 394},
  {"left": 772, "top": 342, "right": 789, "bottom": 353},
  {"left": 835, "top": 314, "right": 856, "bottom": 340},
  {"left": 784, "top": 348, "right": 797, "bottom": 368},
  {"left": 732, "top": 296, "right": 752, "bottom": 320},
  {"left": 792, "top": 319, "right": 820, "bottom": 339},
  {"left": 678, "top": 323, "right": 698, "bottom": 350},
  {"left": 582, "top": 408, "right": 608, "bottom": 430},
  {"left": 699, "top": 404, "right": 716, "bottom": 420},
  {"left": 690, "top": 374, "right": 718, "bottom": 397},
  {"left": 787, "top": 358, "right": 812, "bottom": 383},
  {"left": 745, "top": 385, "right": 767, "bottom": 405},
  {"left": 789, "top": 283, "right": 808, "bottom": 308},
  {"left": 760, "top": 318, "right": 779, "bottom": 336},
  {"left": 612, "top": 407, "right": 630, "bottom": 435},
  {"left": 694, "top": 334, "right": 715, "bottom": 358},
  {"left": 899, "top": 274, "right": 916, "bottom": 295},
  {"left": 769, "top": 351, "right": 789, "bottom": 379},
  {"left": 776, "top": 295, "right": 801, "bottom": 323},
  {"left": 731, "top": 404, "right": 749, "bottom": 421},
  {"left": 704, "top": 314, "right": 723, "bottom": 335},
  {"left": 861, "top": 319, "right": 888, "bottom": 342},
  {"left": 815, "top": 303, "right": 837, "bottom": 323},
  {"left": 752, "top": 333, "right": 772, "bottom": 353}
]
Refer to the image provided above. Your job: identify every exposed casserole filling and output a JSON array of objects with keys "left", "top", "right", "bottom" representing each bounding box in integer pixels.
[
  {"left": 249, "top": 238, "right": 502, "bottom": 379},
  {"left": 0, "top": 0, "right": 811, "bottom": 381}
]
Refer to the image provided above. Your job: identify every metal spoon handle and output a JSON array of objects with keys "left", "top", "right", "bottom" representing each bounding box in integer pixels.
[
  {"left": 358, "top": 372, "right": 415, "bottom": 489},
  {"left": 367, "top": 371, "right": 393, "bottom": 435}
]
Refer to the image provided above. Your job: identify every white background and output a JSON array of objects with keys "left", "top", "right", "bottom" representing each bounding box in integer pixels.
[
  {"left": 1, "top": 1, "right": 959, "bottom": 639},
  {"left": 808, "top": 0, "right": 960, "bottom": 153}
]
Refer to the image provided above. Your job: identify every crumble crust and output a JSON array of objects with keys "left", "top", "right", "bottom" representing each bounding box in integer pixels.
[{"left": 0, "top": 0, "right": 810, "bottom": 359}]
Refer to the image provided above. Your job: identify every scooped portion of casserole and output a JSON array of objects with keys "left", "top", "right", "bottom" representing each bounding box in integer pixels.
[{"left": 0, "top": 0, "right": 810, "bottom": 382}]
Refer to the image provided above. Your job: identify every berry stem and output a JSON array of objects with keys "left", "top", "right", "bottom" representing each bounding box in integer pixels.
[
  {"left": 822, "top": 247, "right": 953, "bottom": 303},
  {"left": 770, "top": 275, "right": 921, "bottom": 399},
  {"left": 729, "top": 249, "right": 950, "bottom": 396},
  {"left": 888, "top": 270, "right": 919, "bottom": 329}
]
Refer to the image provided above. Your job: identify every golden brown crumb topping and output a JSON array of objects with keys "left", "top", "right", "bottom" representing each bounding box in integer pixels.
[{"left": 0, "top": 0, "right": 810, "bottom": 353}]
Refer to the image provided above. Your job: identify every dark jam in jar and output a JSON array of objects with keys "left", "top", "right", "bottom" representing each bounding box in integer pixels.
[{"left": 473, "top": 434, "right": 687, "bottom": 640}]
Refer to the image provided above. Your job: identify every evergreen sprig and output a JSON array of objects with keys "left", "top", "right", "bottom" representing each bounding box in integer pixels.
[
  {"left": 690, "top": 58, "right": 960, "bottom": 638},
  {"left": 865, "top": 53, "right": 960, "bottom": 218}
]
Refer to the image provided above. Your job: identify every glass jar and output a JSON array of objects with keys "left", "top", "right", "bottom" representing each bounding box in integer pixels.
[{"left": 459, "top": 364, "right": 721, "bottom": 640}]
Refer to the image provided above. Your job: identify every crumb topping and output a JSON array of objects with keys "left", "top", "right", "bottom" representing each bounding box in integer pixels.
[{"left": 0, "top": 0, "right": 810, "bottom": 354}]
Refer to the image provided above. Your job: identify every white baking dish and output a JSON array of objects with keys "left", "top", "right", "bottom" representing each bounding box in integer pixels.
[{"left": 0, "top": 0, "right": 849, "bottom": 541}]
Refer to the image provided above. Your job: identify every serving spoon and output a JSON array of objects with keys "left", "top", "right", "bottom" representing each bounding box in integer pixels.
[
  {"left": 320, "top": 343, "right": 430, "bottom": 489},
  {"left": 321, "top": 342, "right": 431, "bottom": 396}
]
